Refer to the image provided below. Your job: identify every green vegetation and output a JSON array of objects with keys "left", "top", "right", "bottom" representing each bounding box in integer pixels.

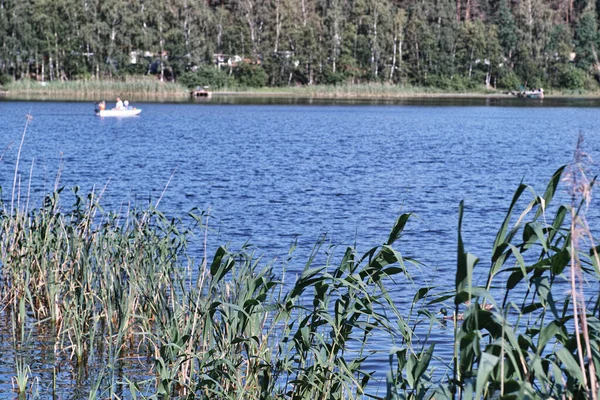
[
  {"left": 2, "top": 1, "right": 600, "bottom": 92},
  {"left": 5, "top": 77, "right": 189, "bottom": 99},
  {"left": 232, "top": 82, "right": 495, "bottom": 98},
  {"left": 2, "top": 122, "right": 600, "bottom": 398}
]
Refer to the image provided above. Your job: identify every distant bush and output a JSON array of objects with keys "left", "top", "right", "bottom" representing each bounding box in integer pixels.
[
  {"left": 179, "top": 65, "right": 232, "bottom": 89},
  {"left": 233, "top": 63, "right": 268, "bottom": 88},
  {"left": 425, "top": 75, "right": 457, "bottom": 90},
  {"left": 585, "top": 73, "right": 599, "bottom": 90},
  {"left": 424, "top": 75, "right": 479, "bottom": 92},
  {"left": 0, "top": 72, "right": 11, "bottom": 87},
  {"left": 321, "top": 69, "right": 346, "bottom": 86},
  {"left": 558, "top": 65, "right": 587, "bottom": 89},
  {"left": 496, "top": 70, "right": 523, "bottom": 90}
]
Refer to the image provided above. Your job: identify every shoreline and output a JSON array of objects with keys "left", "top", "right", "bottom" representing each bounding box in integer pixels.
[
  {"left": 2, "top": 87, "right": 599, "bottom": 101},
  {"left": 213, "top": 88, "right": 600, "bottom": 100}
]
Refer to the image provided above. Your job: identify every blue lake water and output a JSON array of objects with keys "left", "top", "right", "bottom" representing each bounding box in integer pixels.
[{"left": 0, "top": 97, "right": 599, "bottom": 396}]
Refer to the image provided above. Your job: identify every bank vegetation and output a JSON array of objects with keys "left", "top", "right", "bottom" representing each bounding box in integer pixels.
[{"left": 2, "top": 0, "right": 600, "bottom": 94}]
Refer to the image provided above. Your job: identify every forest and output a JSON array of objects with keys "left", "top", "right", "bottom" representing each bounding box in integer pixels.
[{"left": 1, "top": 0, "right": 600, "bottom": 91}]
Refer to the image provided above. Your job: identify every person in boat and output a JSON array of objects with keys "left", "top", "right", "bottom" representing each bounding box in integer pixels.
[
  {"left": 116, "top": 97, "right": 124, "bottom": 109},
  {"left": 124, "top": 100, "right": 130, "bottom": 109},
  {"left": 98, "top": 101, "right": 106, "bottom": 111}
]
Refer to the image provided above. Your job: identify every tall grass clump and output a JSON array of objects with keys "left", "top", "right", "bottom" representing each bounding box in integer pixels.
[
  {"left": 5, "top": 77, "right": 188, "bottom": 99},
  {"left": 0, "top": 119, "right": 421, "bottom": 398},
  {"left": 0, "top": 183, "right": 421, "bottom": 398},
  {"left": 217, "top": 83, "right": 495, "bottom": 98},
  {"left": 407, "top": 138, "right": 600, "bottom": 399}
]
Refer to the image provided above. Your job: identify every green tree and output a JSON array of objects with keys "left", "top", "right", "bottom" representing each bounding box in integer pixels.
[
  {"left": 574, "top": 11, "right": 599, "bottom": 72},
  {"left": 404, "top": 3, "right": 437, "bottom": 85},
  {"left": 388, "top": 7, "right": 407, "bottom": 82},
  {"left": 495, "top": 0, "right": 518, "bottom": 60}
]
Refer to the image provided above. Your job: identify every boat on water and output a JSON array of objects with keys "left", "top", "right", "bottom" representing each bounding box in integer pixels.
[
  {"left": 95, "top": 108, "right": 142, "bottom": 117},
  {"left": 95, "top": 100, "right": 142, "bottom": 117},
  {"left": 191, "top": 86, "right": 212, "bottom": 98}
]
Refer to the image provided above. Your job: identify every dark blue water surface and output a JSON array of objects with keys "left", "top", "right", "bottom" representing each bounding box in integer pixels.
[{"left": 1, "top": 98, "right": 599, "bottom": 396}]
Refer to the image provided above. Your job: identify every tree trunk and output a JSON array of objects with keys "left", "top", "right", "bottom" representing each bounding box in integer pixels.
[
  {"left": 217, "top": 9, "right": 223, "bottom": 52},
  {"left": 371, "top": 6, "right": 378, "bottom": 78},
  {"left": 331, "top": 0, "right": 340, "bottom": 74},
  {"left": 465, "top": 0, "right": 471, "bottom": 21},
  {"left": 390, "top": 34, "right": 397, "bottom": 81},
  {"left": 274, "top": 0, "right": 281, "bottom": 53},
  {"left": 468, "top": 47, "right": 474, "bottom": 78},
  {"left": 55, "top": 32, "right": 60, "bottom": 80},
  {"left": 242, "top": 0, "right": 258, "bottom": 57},
  {"left": 159, "top": 22, "right": 165, "bottom": 82},
  {"left": 183, "top": 0, "right": 191, "bottom": 57},
  {"left": 49, "top": 55, "right": 54, "bottom": 81},
  {"left": 415, "top": 41, "right": 420, "bottom": 75},
  {"left": 301, "top": 0, "right": 307, "bottom": 27}
]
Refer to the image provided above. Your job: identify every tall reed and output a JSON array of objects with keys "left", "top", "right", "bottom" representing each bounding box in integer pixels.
[
  {"left": 5, "top": 78, "right": 188, "bottom": 99},
  {"left": 1, "top": 119, "right": 599, "bottom": 399}
]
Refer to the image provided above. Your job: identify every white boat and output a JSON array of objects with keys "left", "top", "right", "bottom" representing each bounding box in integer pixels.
[{"left": 95, "top": 108, "right": 142, "bottom": 117}]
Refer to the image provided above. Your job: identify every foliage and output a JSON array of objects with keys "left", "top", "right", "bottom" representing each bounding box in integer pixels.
[
  {"left": 232, "top": 63, "right": 268, "bottom": 88},
  {"left": 178, "top": 65, "right": 233, "bottom": 89},
  {"left": 5, "top": 77, "right": 188, "bottom": 98},
  {"left": 0, "top": 0, "right": 600, "bottom": 90},
  {"left": 558, "top": 64, "right": 588, "bottom": 89},
  {"left": 0, "top": 72, "right": 11, "bottom": 87},
  {"left": 2, "top": 122, "right": 600, "bottom": 398},
  {"left": 0, "top": 184, "right": 417, "bottom": 398},
  {"left": 497, "top": 70, "right": 523, "bottom": 91}
]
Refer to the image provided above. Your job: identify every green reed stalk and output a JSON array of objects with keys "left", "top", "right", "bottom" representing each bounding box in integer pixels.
[{"left": 2, "top": 120, "right": 600, "bottom": 399}]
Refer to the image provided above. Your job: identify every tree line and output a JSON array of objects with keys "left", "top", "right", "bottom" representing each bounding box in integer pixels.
[{"left": 1, "top": 0, "right": 600, "bottom": 90}]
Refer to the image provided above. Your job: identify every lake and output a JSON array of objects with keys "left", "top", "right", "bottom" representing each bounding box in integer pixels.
[{"left": 0, "top": 96, "right": 599, "bottom": 396}]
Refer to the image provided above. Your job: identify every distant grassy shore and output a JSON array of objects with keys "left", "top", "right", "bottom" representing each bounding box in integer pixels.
[
  {"left": 212, "top": 83, "right": 600, "bottom": 99},
  {"left": 2, "top": 77, "right": 189, "bottom": 100},
  {"left": 2, "top": 79, "right": 600, "bottom": 100},
  {"left": 215, "top": 83, "right": 499, "bottom": 98}
]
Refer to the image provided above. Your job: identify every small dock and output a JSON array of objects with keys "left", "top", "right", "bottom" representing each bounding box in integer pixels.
[{"left": 191, "top": 87, "right": 212, "bottom": 98}]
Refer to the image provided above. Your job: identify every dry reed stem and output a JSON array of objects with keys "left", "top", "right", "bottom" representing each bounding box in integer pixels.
[
  {"left": 11, "top": 113, "right": 32, "bottom": 214},
  {"left": 563, "top": 133, "right": 598, "bottom": 400}
]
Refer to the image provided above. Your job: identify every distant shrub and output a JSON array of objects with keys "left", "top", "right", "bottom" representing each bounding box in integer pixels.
[
  {"left": 179, "top": 65, "right": 232, "bottom": 89},
  {"left": 425, "top": 75, "right": 479, "bottom": 92},
  {"left": 497, "top": 70, "right": 522, "bottom": 90},
  {"left": 425, "top": 75, "right": 457, "bottom": 90},
  {"left": 585, "top": 73, "right": 599, "bottom": 90},
  {"left": 0, "top": 72, "right": 11, "bottom": 87},
  {"left": 123, "top": 63, "right": 151, "bottom": 76},
  {"left": 233, "top": 63, "right": 268, "bottom": 88},
  {"left": 321, "top": 69, "right": 346, "bottom": 86},
  {"left": 558, "top": 65, "right": 587, "bottom": 89}
]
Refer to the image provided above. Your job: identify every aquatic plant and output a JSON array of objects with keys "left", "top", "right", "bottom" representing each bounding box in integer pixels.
[
  {"left": 0, "top": 118, "right": 599, "bottom": 399},
  {"left": 406, "top": 138, "right": 600, "bottom": 400},
  {"left": 213, "top": 82, "right": 495, "bottom": 98},
  {"left": 5, "top": 77, "right": 188, "bottom": 100}
]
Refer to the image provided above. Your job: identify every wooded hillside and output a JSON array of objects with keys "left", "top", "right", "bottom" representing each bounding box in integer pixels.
[{"left": 1, "top": 0, "right": 599, "bottom": 90}]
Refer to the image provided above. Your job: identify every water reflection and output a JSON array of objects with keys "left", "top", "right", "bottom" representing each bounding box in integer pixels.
[{"left": 4, "top": 92, "right": 600, "bottom": 107}]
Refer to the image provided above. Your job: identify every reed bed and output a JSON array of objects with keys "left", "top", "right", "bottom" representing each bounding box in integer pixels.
[
  {"left": 215, "top": 83, "right": 495, "bottom": 98},
  {"left": 1, "top": 124, "right": 600, "bottom": 398},
  {"left": 5, "top": 78, "right": 189, "bottom": 99}
]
